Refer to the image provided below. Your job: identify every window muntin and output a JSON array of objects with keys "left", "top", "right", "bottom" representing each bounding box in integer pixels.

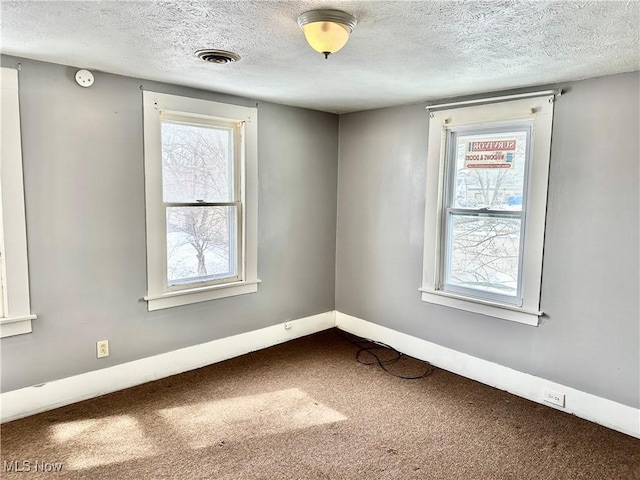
[{"left": 440, "top": 125, "right": 531, "bottom": 305}]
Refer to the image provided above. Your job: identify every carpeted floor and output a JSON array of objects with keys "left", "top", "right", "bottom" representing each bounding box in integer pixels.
[{"left": 1, "top": 329, "right": 639, "bottom": 479}]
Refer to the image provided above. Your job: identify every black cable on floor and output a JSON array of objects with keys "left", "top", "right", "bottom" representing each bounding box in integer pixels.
[{"left": 339, "top": 331, "right": 434, "bottom": 380}]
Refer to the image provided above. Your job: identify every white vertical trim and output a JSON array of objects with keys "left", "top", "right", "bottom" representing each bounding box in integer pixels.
[
  {"left": 142, "top": 92, "right": 165, "bottom": 301},
  {"left": 335, "top": 312, "right": 640, "bottom": 439},
  {"left": 242, "top": 105, "right": 258, "bottom": 287},
  {"left": 0, "top": 67, "right": 36, "bottom": 338}
]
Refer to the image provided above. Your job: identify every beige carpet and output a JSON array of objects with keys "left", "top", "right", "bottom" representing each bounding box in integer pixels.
[{"left": 1, "top": 329, "right": 638, "bottom": 479}]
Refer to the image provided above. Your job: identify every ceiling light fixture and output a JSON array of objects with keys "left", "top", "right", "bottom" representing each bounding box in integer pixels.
[{"left": 297, "top": 9, "right": 357, "bottom": 59}]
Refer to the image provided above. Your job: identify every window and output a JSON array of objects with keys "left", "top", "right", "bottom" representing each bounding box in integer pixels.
[
  {"left": 142, "top": 92, "right": 259, "bottom": 311},
  {"left": 421, "top": 94, "right": 556, "bottom": 325},
  {"left": 0, "top": 67, "right": 36, "bottom": 337}
]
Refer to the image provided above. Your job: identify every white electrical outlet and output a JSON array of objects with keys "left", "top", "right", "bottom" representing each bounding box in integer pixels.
[
  {"left": 96, "top": 340, "right": 109, "bottom": 358},
  {"left": 543, "top": 389, "right": 565, "bottom": 407},
  {"left": 284, "top": 321, "right": 292, "bottom": 330}
]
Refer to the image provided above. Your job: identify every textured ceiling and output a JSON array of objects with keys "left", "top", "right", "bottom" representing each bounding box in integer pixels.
[{"left": 1, "top": 1, "right": 638, "bottom": 113}]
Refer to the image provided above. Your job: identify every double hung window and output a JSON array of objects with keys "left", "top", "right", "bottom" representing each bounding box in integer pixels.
[
  {"left": 441, "top": 124, "right": 531, "bottom": 305},
  {"left": 143, "top": 92, "right": 258, "bottom": 311},
  {"left": 421, "top": 94, "right": 556, "bottom": 325}
]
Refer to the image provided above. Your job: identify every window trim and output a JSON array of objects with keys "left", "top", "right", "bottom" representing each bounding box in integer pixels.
[
  {"left": 142, "top": 91, "right": 259, "bottom": 311},
  {"left": 0, "top": 67, "right": 36, "bottom": 337},
  {"left": 420, "top": 95, "right": 555, "bottom": 326}
]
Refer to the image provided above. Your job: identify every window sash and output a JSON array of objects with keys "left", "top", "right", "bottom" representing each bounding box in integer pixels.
[
  {"left": 441, "top": 210, "right": 525, "bottom": 305},
  {"left": 164, "top": 203, "right": 242, "bottom": 291},
  {"left": 160, "top": 113, "right": 241, "bottom": 204},
  {"left": 439, "top": 124, "right": 532, "bottom": 306},
  {"left": 158, "top": 115, "right": 244, "bottom": 291}
]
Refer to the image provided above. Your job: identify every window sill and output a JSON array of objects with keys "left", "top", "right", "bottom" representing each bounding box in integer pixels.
[
  {"left": 0, "top": 314, "right": 36, "bottom": 338},
  {"left": 145, "top": 280, "right": 261, "bottom": 311},
  {"left": 419, "top": 288, "right": 540, "bottom": 326}
]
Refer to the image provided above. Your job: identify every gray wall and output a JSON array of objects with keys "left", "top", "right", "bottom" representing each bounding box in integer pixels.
[
  {"left": 336, "top": 72, "right": 640, "bottom": 409},
  {"left": 2, "top": 54, "right": 638, "bottom": 413},
  {"left": 0, "top": 56, "right": 339, "bottom": 393}
]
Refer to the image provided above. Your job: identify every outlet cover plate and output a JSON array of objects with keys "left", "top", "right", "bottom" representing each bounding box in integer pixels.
[
  {"left": 96, "top": 340, "right": 109, "bottom": 358},
  {"left": 543, "top": 389, "right": 565, "bottom": 407}
]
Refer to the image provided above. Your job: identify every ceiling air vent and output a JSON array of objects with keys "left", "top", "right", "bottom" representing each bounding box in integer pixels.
[{"left": 195, "top": 49, "right": 240, "bottom": 64}]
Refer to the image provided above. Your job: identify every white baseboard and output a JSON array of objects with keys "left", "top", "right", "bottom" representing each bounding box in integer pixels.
[
  {"left": 4, "top": 309, "right": 638, "bottom": 439},
  {"left": 0, "top": 311, "right": 336, "bottom": 423},
  {"left": 335, "top": 311, "right": 640, "bottom": 439}
]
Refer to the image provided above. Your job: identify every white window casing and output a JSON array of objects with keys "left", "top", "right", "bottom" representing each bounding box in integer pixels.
[
  {"left": 142, "top": 91, "right": 259, "bottom": 311},
  {"left": 0, "top": 67, "right": 36, "bottom": 337},
  {"left": 420, "top": 94, "right": 556, "bottom": 326}
]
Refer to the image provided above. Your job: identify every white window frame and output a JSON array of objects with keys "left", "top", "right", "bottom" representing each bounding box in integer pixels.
[
  {"left": 142, "top": 91, "right": 259, "bottom": 311},
  {"left": 440, "top": 122, "right": 532, "bottom": 306},
  {"left": 0, "top": 67, "right": 36, "bottom": 337},
  {"left": 420, "top": 94, "right": 555, "bottom": 326}
]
